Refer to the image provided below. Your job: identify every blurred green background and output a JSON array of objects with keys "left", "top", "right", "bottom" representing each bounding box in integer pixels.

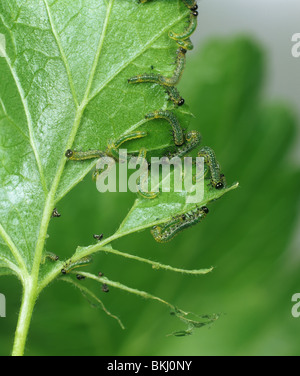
[{"left": 1, "top": 28, "right": 300, "bottom": 356}]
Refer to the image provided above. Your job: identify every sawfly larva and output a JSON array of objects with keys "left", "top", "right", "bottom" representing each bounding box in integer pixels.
[
  {"left": 198, "top": 146, "right": 224, "bottom": 190},
  {"left": 165, "top": 86, "right": 185, "bottom": 107},
  {"left": 139, "top": 0, "right": 198, "bottom": 11},
  {"left": 135, "top": 148, "right": 159, "bottom": 199},
  {"left": 168, "top": 130, "right": 202, "bottom": 159},
  {"left": 65, "top": 149, "right": 105, "bottom": 161},
  {"left": 151, "top": 206, "right": 209, "bottom": 243},
  {"left": 169, "top": 11, "right": 198, "bottom": 41},
  {"left": 61, "top": 256, "right": 92, "bottom": 275},
  {"left": 128, "top": 48, "right": 187, "bottom": 87},
  {"left": 145, "top": 110, "right": 185, "bottom": 146}
]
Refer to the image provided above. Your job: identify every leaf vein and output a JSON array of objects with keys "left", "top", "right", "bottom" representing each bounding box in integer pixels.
[
  {"left": 0, "top": 223, "right": 27, "bottom": 273},
  {"left": 1, "top": 53, "right": 48, "bottom": 194},
  {"left": 43, "top": 0, "right": 79, "bottom": 107}
]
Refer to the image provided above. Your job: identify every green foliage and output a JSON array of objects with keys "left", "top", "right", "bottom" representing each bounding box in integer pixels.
[
  {"left": 0, "top": 0, "right": 185, "bottom": 272},
  {"left": 1, "top": 0, "right": 299, "bottom": 356},
  {"left": 0, "top": 0, "right": 231, "bottom": 272},
  {"left": 0, "top": 0, "right": 237, "bottom": 355},
  {"left": 8, "top": 35, "right": 298, "bottom": 356}
]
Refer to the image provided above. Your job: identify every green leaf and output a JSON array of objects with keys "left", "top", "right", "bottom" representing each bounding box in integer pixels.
[
  {"left": 2, "top": 1, "right": 238, "bottom": 355},
  {"left": 0, "top": 0, "right": 192, "bottom": 272},
  {"left": 1, "top": 0, "right": 256, "bottom": 356},
  {"left": 117, "top": 181, "right": 238, "bottom": 236}
]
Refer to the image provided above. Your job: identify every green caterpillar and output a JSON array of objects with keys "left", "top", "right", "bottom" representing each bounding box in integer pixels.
[
  {"left": 135, "top": 148, "right": 158, "bottom": 199},
  {"left": 165, "top": 86, "right": 185, "bottom": 107},
  {"left": 65, "top": 131, "right": 147, "bottom": 162},
  {"left": 198, "top": 147, "right": 224, "bottom": 190},
  {"left": 169, "top": 11, "right": 198, "bottom": 41},
  {"left": 151, "top": 206, "right": 209, "bottom": 243},
  {"left": 128, "top": 48, "right": 186, "bottom": 87},
  {"left": 106, "top": 131, "right": 148, "bottom": 161},
  {"left": 42, "top": 251, "right": 59, "bottom": 264},
  {"left": 175, "top": 38, "right": 194, "bottom": 51},
  {"left": 128, "top": 48, "right": 187, "bottom": 105},
  {"left": 145, "top": 110, "right": 185, "bottom": 146},
  {"left": 91, "top": 131, "right": 149, "bottom": 183},
  {"left": 61, "top": 256, "right": 92, "bottom": 275},
  {"left": 45, "top": 252, "right": 59, "bottom": 262},
  {"left": 65, "top": 149, "right": 105, "bottom": 161},
  {"left": 139, "top": 1, "right": 198, "bottom": 44},
  {"left": 168, "top": 130, "right": 202, "bottom": 159},
  {"left": 66, "top": 132, "right": 159, "bottom": 200},
  {"left": 139, "top": 0, "right": 198, "bottom": 11},
  {"left": 183, "top": 0, "right": 198, "bottom": 10},
  {"left": 166, "top": 131, "right": 225, "bottom": 190}
]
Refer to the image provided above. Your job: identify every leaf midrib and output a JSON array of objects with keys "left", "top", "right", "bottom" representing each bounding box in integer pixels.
[{"left": 29, "top": 0, "right": 116, "bottom": 280}]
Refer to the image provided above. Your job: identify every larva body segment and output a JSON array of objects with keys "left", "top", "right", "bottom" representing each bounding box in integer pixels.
[
  {"left": 61, "top": 256, "right": 92, "bottom": 275},
  {"left": 162, "top": 47, "right": 187, "bottom": 86},
  {"left": 197, "top": 146, "right": 224, "bottom": 189},
  {"left": 175, "top": 38, "right": 194, "bottom": 51},
  {"left": 42, "top": 251, "right": 59, "bottom": 264},
  {"left": 65, "top": 132, "right": 148, "bottom": 163},
  {"left": 66, "top": 131, "right": 159, "bottom": 200},
  {"left": 151, "top": 206, "right": 209, "bottom": 243},
  {"left": 114, "top": 131, "right": 148, "bottom": 149},
  {"left": 168, "top": 130, "right": 202, "bottom": 159},
  {"left": 167, "top": 134, "right": 225, "bottom": 190},
  {"left": 128, "top": 48, "right": 186, "bottom": 87},
  {"left": 145, "top": 110, "right": 185, "bottom": 146},
  {"left": 106, "top": 131, "right": 148, "bottom": 161},
  {"left": 139, "top": 0, "right": 198, "bottom": 11},
  {"left": 128, "top": 73, "right": 163, "bottom": 85},
  {"left": 169, "top": 12, "right": 198, "bottom": 41},
  {"left": 65, "top": 149, "right": 105, "bottom": 161},
  {"left": 46, "top": 252, "right": 59, "bottom": 262},
  {"left": 135, "top": 148, "right": 158, "bottom": 199},
  {"left": 219, "top": 173, "right": 227, "bottom": 188},
  {"left": 182, "top": 0, "right": 198, "bottom": 11},
  {"left": 165, "top": 86, "right": 185, "bottom": 107}
]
